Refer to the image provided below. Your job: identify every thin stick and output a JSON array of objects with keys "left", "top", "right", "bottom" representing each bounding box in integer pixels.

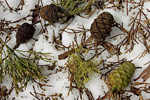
[
  {"left": 126, "top": 0, "right": 129, "bottom": 16},
  {"left": 4, "top": 0, "right": 12, "bottom": 10}
]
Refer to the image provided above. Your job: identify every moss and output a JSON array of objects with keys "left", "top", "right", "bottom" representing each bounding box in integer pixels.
[{"left": 67, "top": 48, "right": 100, "bottom": 88}]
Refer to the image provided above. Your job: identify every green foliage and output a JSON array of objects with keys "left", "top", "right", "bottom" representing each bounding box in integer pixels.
[
  {"left": 67, "top": 48, "right": 100, "bottom": 88},
  {"left": 5, "top": 45, "right": 45, "bottom": 94},
  {"left": 0, "top": 40, "right": 4, "bottom": 83},
  {"left": 0, "top": 38, "right": 51, "bottom": 94},
  {"left": 52, "top": 0, "right": 94, "bottom": 16},
  {"left": 0, "top": 62, "right": 3, "bottom": 83}
]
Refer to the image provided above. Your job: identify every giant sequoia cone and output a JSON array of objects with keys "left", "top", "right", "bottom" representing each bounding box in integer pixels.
[
  {"left": 14, "top": 23, "right": 35, "bottom": 49},
  {"left": 58, "top": 12, "right": 115, "bottom": 60},
  {"left": 90, "top": 12, "right": 114, "bottom": 41},
  {"left": 108, "top": 62, "right": 135, "bottom": 93},
  {"left": 40, "top": 4, "right": 61, "bottom": 23}
]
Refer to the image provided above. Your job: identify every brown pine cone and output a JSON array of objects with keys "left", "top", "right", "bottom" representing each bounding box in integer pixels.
[
  {"left": 90, "top": 12, "right": 114, "bottom": 42},
  {"left": 40, "top": 4, "right": 61, "bottom": 23},
  {"left": 110, "top": 0, "right": 123, "bottom": 4},
  {"left": 14, "top": 23, "right": 35, "bottom": 49}
]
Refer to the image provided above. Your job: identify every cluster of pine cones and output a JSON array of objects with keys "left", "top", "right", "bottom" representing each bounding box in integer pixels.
[{"left": 14, "top": 1, "right": 135, "bottom": 94}]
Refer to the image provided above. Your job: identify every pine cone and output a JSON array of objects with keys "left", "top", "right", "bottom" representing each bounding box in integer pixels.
[
  {"left": 90, "top": 12, "right": 114, "bottom": 41},
  {"left": 111, "top": 0, "right": 123, "bottom": 4},
  {"left": 14, "top": 23, "right": 35, "bottom": 49},
  {"left": 108, "top": 62, "right": 135, "bottom": 93},
  {"left": 40, "top": 4, "right": 61, "bottom": 23}
]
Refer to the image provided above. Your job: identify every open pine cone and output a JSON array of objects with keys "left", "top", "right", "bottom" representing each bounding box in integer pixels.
[{"left": 90, "top": 12, "right": 114, "bottom": 42}]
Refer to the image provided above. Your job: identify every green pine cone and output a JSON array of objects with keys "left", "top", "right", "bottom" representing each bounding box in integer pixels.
[{"left": 108, "top": 62, "right": 135, "bottom": 93}]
